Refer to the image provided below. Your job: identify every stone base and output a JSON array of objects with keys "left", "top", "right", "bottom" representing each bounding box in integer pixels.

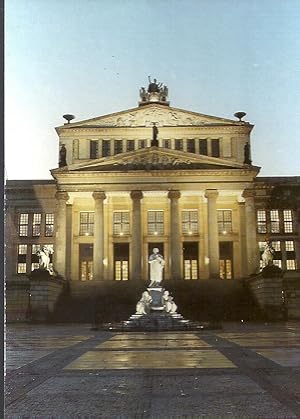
[{"left": 147, "top": 287, "right": 164, "bottom": 311}]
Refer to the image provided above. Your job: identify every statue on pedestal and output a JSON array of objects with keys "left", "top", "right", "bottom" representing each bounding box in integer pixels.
[
  {"left": 136, "top": 291, "right": 152, "bottom": 315},
  {"left": 149, "top": 248, "right": 165, "bottom": 287},
  {"left": 35, "top": 245, "right": 54, "bottom": 274},
  {"left": 261, "top": 242, "right": 275, "bottom": 267},
  {"left": 148, "top": 76, "right": 163, "bottom": 93},
  {"left": 59, "top": 144, "right": 67, "bottom": 167},
  {"left": 151, "top": 122, "right": 159, "bottom": 146}
]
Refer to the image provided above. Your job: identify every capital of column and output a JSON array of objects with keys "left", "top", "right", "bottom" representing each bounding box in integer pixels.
[
  {"left": 55, "top": 191, "right": 69, "bottom": 201},
  {"left": 92, "top": 191, "right": 106, "bottom": 201},
  {"left": 204, "top": 189, "right": 219, "bottom": 200},
  {"left": 130, "top": 190, "right": 143, "bottom": 200},
  {"left": 242, "top": 189, "right": 255, "bottom": 199},
  {"left": 168, "top": 190, "right": 181, "bottom": 200}
]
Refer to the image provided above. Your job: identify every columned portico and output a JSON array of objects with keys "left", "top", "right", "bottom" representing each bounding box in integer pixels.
[
  {"left": 130, "top": 190, "right": 143, "bottom": 279},
  {"left": 168, "top": 190, "right": 182, "bottom": 279},
  {"left": 54, "top": 191, "right": 69, "bottom": 278},
  {"left": 204, "top": 189, "right": 219, "bottom": 278},
  {"left": 243, "top": 189, "right": 259, "bottom": 275},
  {"left": 92, "top": 191, "right": 106, "bottom": 280}
]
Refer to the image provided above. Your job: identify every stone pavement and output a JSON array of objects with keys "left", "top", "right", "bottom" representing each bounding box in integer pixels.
[{"left": 4, "top": 322, "right": 300, "bottom": 418}]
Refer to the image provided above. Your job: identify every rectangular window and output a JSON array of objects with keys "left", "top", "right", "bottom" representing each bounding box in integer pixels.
[
  {"left": 113, "top": 211, "right": 130, "bottom": 235},
  {"left": 45, "top": 213, "right": 54, "bottom": 237},
  {"left": 285, "top": 240, "right": 294, "bottom": 251},
  {"left": 17, "top": 244, "right": 27, "bottom": 273},
  {"left": 283, "top": 210, "right": 293, "bottom": 233},
  {"left": 79, "top": 212, "right": 94, "bottom": 236},
  {"left": 286, "top": 260, "right": 296, "bottom": 270},
  {"left": 31, "top": 244, "right": 40, "bottom": 271},
  {"left": 175, "top": 139, "right": 183, "bottom": 151},
  {"left": 211, "top": 139, "right": 220, "bottom": 157},
  {"left": 187, "top": 139, "right": 195, "bottom": 153},
  {"left": 114, "top": 140, "right": 123, "bottom": 155},
  {"left": 182, "top": 210, "right": 198, "bottom": 235},
  {"left": 257, "top": 210, "right": 267, "bottom": 233},
  {"left": 138, "top": 140, "right": 146, "bottom": 149},
  {"left": 271, "top": 241, "right": 281, "bottom": 252},
  {"left": 163, "top": 139, "right": 171, "bottom": 149},
  {"left": 127, "top": 140, "right": 135, "bottom": 152},
  {"left": 18, "top": 213, "right": 29, "bottom": 237},
  {"left": 270, "top": 210, "right": 280, "bottom": 233},
  {"left": 32, "top": 213, "right": 41, "bottom": 237},
  {"left": 115, "top": 261, "right": 129, "bottom": 281},
  {"left": 184, "top": 260, "right": 198, "bottom": 280},
  {"left": 17, "top": 263, "right": 27, "bottom": 274},
  {"left": 102, "top": 140, "right": 111, "bottom": 157},
  {"left": 273, "top": 260, "right": 282, "bottom": 268},
  {"left": 217, "top": 210, "right": 232, "bottom": 234},
  {"left": 147, "top": 210, "right": 164, "bottom": 235},
  {"left": 199, "top": 139, "right": 208, "bottom": 155},
  {"left": 90, "top": 140, "right": 98, "bottom": 159}
]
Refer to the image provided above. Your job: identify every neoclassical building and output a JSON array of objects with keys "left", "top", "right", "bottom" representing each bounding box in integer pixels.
[{"left": 5, "top": 81, "right": 300, "bottom": 288}]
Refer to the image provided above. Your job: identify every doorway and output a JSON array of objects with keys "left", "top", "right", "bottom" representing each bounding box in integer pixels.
[
  {"left": 219, "top": 242, "right": 233, "bottom": 279},
  {"left": 79, "top": 244, "right": 93, "bottom": 281},
  {"left": 183, "top": 242, "right": 199, "bottom": 280},
  {"left": 114, "top": 243, "right": 129, "bottom": 281}
]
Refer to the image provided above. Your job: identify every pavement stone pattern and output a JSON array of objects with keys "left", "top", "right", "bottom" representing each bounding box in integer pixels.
[{"left": 4, "top": 322, "right": 300, "bottom": 418}]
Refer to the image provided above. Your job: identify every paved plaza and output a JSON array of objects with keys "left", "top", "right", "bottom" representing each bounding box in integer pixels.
[{"left": 4, "top": 322, "right": 300, "bottom": 418}]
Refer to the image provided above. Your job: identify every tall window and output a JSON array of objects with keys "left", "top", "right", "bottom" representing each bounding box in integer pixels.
[
  {"left": 31, "top": 244, "right": 41, "bottom": 271},
  {"left": 283, "top": 210, "right": 293, "bottom": 233},
  {"left": 17, "top": 244, "right": 27, "bottom": 273},
  {"left": 182, "top": 210, "right": 198, "bottom": 235},
  {"left": 114, "top": 140, "right": 123, "bottom": 155},
  {"left": 127, "top": 140, "right": 135, "bottom": 152},
  {"left": 217, "top": 210, "right": 232, "bottom": 233},
  {"left": 18, "top": 213, "right": 29, "bottom": 237},
  {"left": 32, "top": 213, "right": 42, "bottom": 237},
  {"left": 163, "top": 139, "right": 171, "bottom": 148},
  {"left": 199, "top": 139, "right": 208, "bottom": 155},
  {"left": 211, "top": 139, "right": 220, "bottom": 157},
  {"left": 138, "top": 140, "right": 146, "bottom": 149},
  {"left": 175, "top": 139, "right": 183, "bottom": 151},
  {"left": 270, "top": 210, "right": 280, "bottom": 233},
  {"left": 187, "top": 139, "right": 195, "bottom": 153},
  {"left": 113, "top": 211, "right": 130, "bottom": 235},
  {"left": 257, "top": 210, "right": 267, "bottom": 233},
  {"left": 79, "top": 212, "right": 94, "bottom": 235},
  {"left": 45, "top": 213, "right": 54, "bottom": 236},
  {"left": 147, "top": 210, "right": 164, "bottom": 235},
  {"left": 90, "top": 140, "right": 98, "bottom": 159},
  {"left": 102, "top": 140, "right": 111, "bottom": 157}
]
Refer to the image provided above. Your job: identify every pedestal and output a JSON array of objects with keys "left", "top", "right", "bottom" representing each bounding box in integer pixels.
[{"left": 147, "top": 287, "right": 164, "bottom": 311}]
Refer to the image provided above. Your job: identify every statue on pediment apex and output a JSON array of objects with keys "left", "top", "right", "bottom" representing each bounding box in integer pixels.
[{"left": 148, "top": 76, "right": 163, "bottom": 93}]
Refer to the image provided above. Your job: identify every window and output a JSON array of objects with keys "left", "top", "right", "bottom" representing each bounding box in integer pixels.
[
  {"left": 217, "top": 210, "right": 232, "bottom": 234},
  {"left": 31, "top": 244, "right": 40, "bottom": 271},
  {"left": 182, "top": 210, "right": 198, "bottom": 235},
  {"left": 17, "top": 244, "right": 27, "bottom": 273},
  {"left": 115, "top": 261, "right": 129, "bottom": 281},
  {"left": 273, "top": 260, "right": 282, "bottom": 268},
  {"left": 32, "top": 213, "right": 41, "bottom": 237},
  {"left": 175, "top": 139, "right": 183, "bottom": 151},
  {"left": 113, "top": 211, "right": 130, "bottom": 235},
  {"left": 270, "top": 210, "right": 280, "bottom": 233},
  {"left": 148, "top": 210, "right": 164, "bottom": 235},
  {"left": 286, "top": 260, "right": 296, "bottom": 270},
  {"left": 285, "top": 240, "right": 294, "bottom": 251},
  {"left": 184, "top": 260, "right": 198, "bottom": 280},
  {"left": 102, "top": 140, "right": 111, "bottom": 157},
  {"left": 283, "top": 210, "right": 293, "bottom": 233},
  {"left": 187, "top": 139, "right": 195, "bottom": 153},
  {"left": 271, "top": 241, "right": 281, "bottom": 251},
  {"left": 79, "top": 212, "right": 94, "bottom": 236},
  {"left": 138, "top": 140, "right": 146, "bottom": 149},
  {"left": 90, "top": 140, "right": 98, "bottom": 159},
  {"left": 219, "top": 260, "right": 232, "bottom": 280},
  {"left": 19, "top": 213, "right": 29, "bottom": 237},
  {"left": 127, "top": 140, "right": 135, "bottom": 152},
  {"left": 257, "top": 210, "right": 267, "bottom": 233},
  {"left": 199, "top": 139, "right": 208, "bottom": 155},
  {"left": 114, "top": 140, "right": 123, "bottom": 155},
  {"left": 163, "top": 139, "right": 171, "bottom": 149},
  {"left": 211, "top": 139, "right": 220, "bottom": 157},
  {"left": 45, "top": 213, "right": 54, "bottom": 236}
]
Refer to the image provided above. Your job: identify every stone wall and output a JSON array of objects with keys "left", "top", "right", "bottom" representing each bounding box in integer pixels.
[
  {"left": 5, "top": 276, "right": 30, "bottom": 322},
  {"left": 283, "top": 271, "right": 300, "bottom": 319}
]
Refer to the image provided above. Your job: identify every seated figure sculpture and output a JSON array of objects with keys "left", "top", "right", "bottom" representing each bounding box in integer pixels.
[
  {"left": 136, "top": 291, "right": 152, "bottom": 315},
  {"left": 36, "top": 245, "right": 54, "bottom": 273},
  {"left": 148, "top": 248, "right": 165, "bottom": 287},
  {"left": 162, "top": 290, "right": 177, "bottom": 314}
]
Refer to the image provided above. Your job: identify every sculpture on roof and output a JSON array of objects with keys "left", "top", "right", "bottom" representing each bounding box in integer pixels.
[
  {"left": 243, "top": 142, "right": 252, "bottom": 165},
  {"left": 59, "top": 144, "right": 67, "bottom": 167},
  {"left": 151, "top": 122, "right": 159, "bottom": 146},
  {"left": 139, "top": 77, "right": 169, "bottom": 105},
  {"left": 148, "top": 76, "right": 163, "bottom": 93}
]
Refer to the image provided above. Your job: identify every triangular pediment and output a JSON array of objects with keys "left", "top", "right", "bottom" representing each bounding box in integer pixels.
[
  {"left": 55, "top": 147, "right": 250, "bottom": 173},
  {"left": 57, "top": 104, "right": 247, "bottom": 129}
]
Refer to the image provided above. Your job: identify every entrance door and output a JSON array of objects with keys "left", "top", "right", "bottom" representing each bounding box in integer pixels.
[
  {"left": 114, "top": 243, "right": 129, "bottom": 281},
  {"left": 79, "top": 244, "right": 93, "bottom": 281},
  {"left": 219, "top": 242, "right": 233, "bottom": 279},
  {"left": 148, "top": 243, "right": 164, "bottom": 280},
  {"left": 183, "top": 242, "right": 199, "bottom": 280}
]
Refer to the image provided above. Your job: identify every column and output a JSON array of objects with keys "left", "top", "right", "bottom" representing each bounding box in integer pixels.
[
  {"left": 168, "top": 190, "right": 182, "bottom": 280},
  {"left": 92, "top": 191, "right": 106, "bottom": 280},
  {"left": 243, "top": 189, "right": 259, "bottom": 275},
  {"left": 204, "top": 189, "right": 219, "bottom": 278},
  {"left": 130, "top": 191, "right": 143, "bottom": 280},
  {"left": 238, "top": 201, "right": 248, "bottom": 278},
  {"left": 54, "top": 191, "right": 69, "bottom": 278}
]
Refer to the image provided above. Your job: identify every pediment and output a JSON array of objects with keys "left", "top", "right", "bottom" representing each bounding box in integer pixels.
[
  {"left": 60, "top": 147, "right": 247, "bottom": 172},
  {"left": 57, "top": 104, "right": 244, "bottom": 129}
]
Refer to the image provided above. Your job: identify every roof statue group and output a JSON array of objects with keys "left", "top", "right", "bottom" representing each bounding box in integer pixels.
[{"left": 140, "top": 76, "right": 169, "bottom": 103}]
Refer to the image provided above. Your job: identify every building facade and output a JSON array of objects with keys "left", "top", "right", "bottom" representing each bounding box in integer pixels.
[{"left": 5, "top": 83, "right": 300, "bottom": 287}]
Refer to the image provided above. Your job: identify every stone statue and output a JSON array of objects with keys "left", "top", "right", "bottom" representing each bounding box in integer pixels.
[
  {"left": 261, "top": 242, "right": 275, "bottom": 267},
  {"left": 149, "top": 248, "right": 165, "bottom": 287},
  {"left": 163, "top": 291, "right": 177, "bottom": 314},
  {"left": 139, "top": 87, "right": 148, "bottom": 102},
  {"left": 148, "top": 76, "right": 163, "bottom": 93},
  {"left": 151, "top": 123, "right": 159, "bottom": 146},
  {"left": 161, "top": 85, "right": 168, "bottom": 99},
  {"left": 59, "top": 144, "right": 67, "bottom": 167},
  {"left": 36, "top": 245, "right": 54, "bottom": 273},
  {"left": 136, "top": 291, "right": 152, "bottom": 315},
  {"left": 243, "top": 142, "right": 252, "bottom": 165}
]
